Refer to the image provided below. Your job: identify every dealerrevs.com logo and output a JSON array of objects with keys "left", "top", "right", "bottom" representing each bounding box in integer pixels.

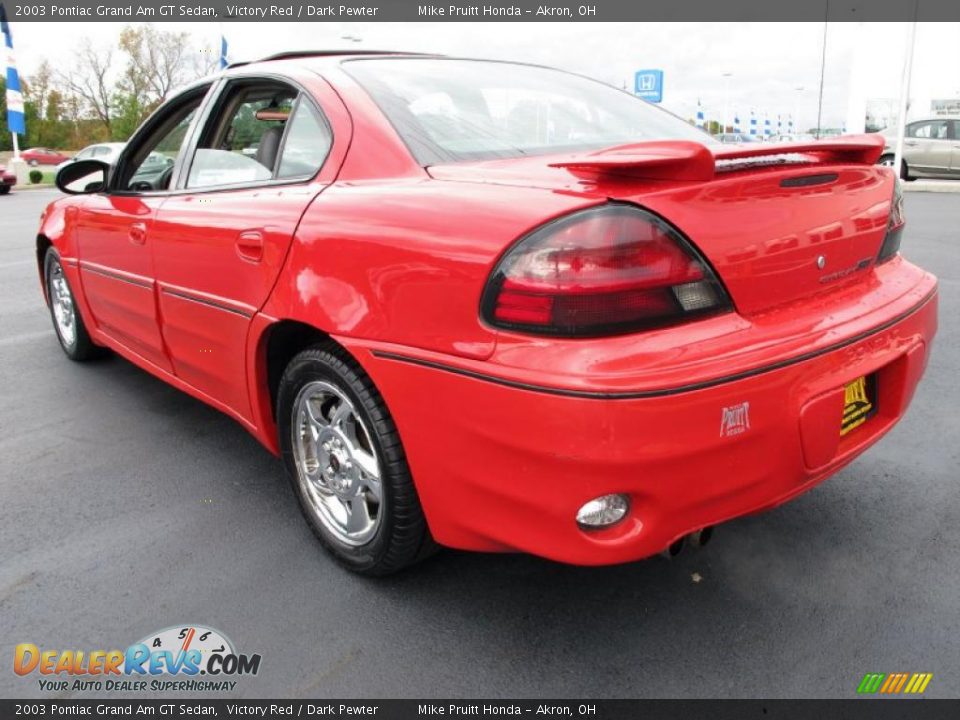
[{"left": 14, "top": 625, "right": 262, "bottom": 693}]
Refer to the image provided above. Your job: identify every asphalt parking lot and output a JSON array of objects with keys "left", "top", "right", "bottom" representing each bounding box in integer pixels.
[{"left": 1, "top": 188, "right": 958, "bottom": 700}]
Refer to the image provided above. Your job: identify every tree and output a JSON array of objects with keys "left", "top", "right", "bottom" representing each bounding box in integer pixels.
[
  {"left": 16, "top": 24, "right": 216, "bottom": 149},
  {"left": 119, "top": 25, "right": 193, "bottom": 103},
  {"left": 56, "top": 39, "right": 115, "bottom": 137},
  {"left": 24, "top": 60, "right": 63, "bottom": 147},
  {"left": 113, "top": 25, "right": 209, "bottom": 138}
]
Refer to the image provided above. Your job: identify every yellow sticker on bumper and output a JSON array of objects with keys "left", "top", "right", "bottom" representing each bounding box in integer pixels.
[{"left": 841, "top": 375, "right": 875, "bottom": 437}]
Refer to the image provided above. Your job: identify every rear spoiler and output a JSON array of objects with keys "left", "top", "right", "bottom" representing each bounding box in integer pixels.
[{"left": 548, "top": 134, "right": 886, "bottom": 182}]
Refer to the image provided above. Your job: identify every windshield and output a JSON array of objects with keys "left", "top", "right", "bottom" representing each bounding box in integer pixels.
[{"left": 344, "top": 58, "right": 713, "bottom": 164}]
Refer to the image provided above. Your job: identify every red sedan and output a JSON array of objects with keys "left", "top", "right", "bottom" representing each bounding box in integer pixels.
[
  {"left": 39, "top": 53, "right": 938, "bottom": 575},
  {"left": 20, "top": 147, "right": 71, "bottom": 166},
  {"left": 1, "top": 164, "right": 15, "bottom": 193},
  {"left": 20, "top": 148, "right": 70, "bottom": 167}
]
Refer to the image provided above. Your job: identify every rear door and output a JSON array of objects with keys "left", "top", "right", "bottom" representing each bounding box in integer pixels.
[{"left": 149, "top": 76, "right": 339, "bottom": 421}]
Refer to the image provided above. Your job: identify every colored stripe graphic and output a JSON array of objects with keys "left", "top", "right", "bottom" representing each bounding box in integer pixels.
[
  {"left": 858, "top": 672, "right": 932, "bottom": 694},
  {"left": 857, "top": 673, "right": 885, "bottom": 694}
]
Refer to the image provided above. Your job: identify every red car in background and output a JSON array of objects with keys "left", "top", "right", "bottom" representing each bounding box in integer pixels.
[
  {"left": 38, "top": 53, "right": 938, "bottom": 575},
  {"left": 0, "top": 164, "right": 15, "bottom": 193},
  {"left": 21, "top": 147, "right": 71, "bottom": 166}
]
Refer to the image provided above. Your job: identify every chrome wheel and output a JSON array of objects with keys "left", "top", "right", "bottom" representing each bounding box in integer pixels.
[
  {"left": 49, "top": 261, "right": 77, "bottom": 349},
  {"left": 291, "top": 380, "right": 383, "bottom": 547}
]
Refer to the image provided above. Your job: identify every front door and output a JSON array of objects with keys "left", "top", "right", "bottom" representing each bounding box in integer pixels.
[
  {"left": 150, "top": 79, "right": 336, "bottom": 421},
  {"left": 75, "top": 194, "right": 170, "bottom": 370},
  {"left": 950, "top": 120, "right": 960, "bottom": 175},
  {"left": 76, "top": 88, "right": 210, "bottom": 372}
]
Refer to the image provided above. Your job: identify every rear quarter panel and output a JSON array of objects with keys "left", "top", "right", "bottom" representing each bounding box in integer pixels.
[{"left": 264, "top": 179, "right": 600, "bottom": 359}]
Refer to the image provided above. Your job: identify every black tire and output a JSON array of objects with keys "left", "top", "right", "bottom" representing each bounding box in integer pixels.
[
  {"left": 879, "top": 154, "right": 911, "bottom": 181},
  {"left": 0, "top": 185, "right": 10, "bottom": 195},
  {"left": 277, "top": 342, "right": 435, "bottom": 575},
  {"left": 44, "top": 249, "right": 100, "bottom": 361}
]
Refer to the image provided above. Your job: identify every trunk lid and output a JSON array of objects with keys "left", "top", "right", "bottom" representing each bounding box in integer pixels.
[{"left": 428, "top": 135, "right": 895, "bottom": 316}]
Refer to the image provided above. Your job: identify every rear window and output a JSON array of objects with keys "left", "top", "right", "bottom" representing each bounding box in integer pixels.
[{"left": 344, "top": 58, "right": 713, "bottom": 165}]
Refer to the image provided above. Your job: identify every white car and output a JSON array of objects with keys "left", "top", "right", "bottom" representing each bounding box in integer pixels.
[
  {"left": 55, "top": 143, "right": 126, "bottom": 173},
  {"left": 879, "top": 117, "right": 960, "bottom": 180},
  {"left": 769, "top": 133, "right": 818, "bottom": 143}
]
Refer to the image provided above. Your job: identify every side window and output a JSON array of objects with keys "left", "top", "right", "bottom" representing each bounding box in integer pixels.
[
  {"left": 117, "top": 87, "right": 208, "bottom": 192},
  {"left": 909, "top": 121, "right": 949, "bottom": 139},
  {"left": 92, "top": 146, "right": 112, "bottom": 157},
  {"left": 75, "top": 147, "right": 93, "bottom": 160},
  {"left": 277, "top": 99, "right": 332, "bottom": 179},
  {"left": 187, "top": 81, "right": 297, "bottom": 189}
]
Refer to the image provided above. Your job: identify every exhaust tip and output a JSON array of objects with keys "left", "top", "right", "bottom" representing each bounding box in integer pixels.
[
  {"left": 660, "top": 536, "right": 686, "bottom": 559},
  {"left": 690, "top": 526, "right": 714, "bottom": 548}
]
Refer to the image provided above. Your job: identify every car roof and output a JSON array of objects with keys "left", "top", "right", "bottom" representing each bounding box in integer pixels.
[{"left": 228, "top": 50, "right": 435, "bottom": 70}]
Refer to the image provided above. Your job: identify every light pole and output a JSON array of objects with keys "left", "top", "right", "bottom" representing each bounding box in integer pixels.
[
  {"left": 893, "top": 19, "right": 918, "bottom": 181},
  {"left": 722, "top": 72, "right": 733, "bottom": 135},
  {"left": 794, "top": 86, "right": 804, "bottom": 135}
]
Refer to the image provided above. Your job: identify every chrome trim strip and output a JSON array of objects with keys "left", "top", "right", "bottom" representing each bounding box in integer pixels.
[
  {"left": 79, "top": 262, "right": 152, "bottom": 289},
  {"left": 160, "top": 286, "right": 253, "bottom": 319}
]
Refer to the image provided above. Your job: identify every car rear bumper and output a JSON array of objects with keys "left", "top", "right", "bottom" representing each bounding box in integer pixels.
[{"left": 342, "top": 262, "right": 938, "bottom": 565}]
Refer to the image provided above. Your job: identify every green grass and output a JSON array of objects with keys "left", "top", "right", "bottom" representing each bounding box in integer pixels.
[{"left": 27, "top": 170, "right": 56, "bottom": 186}]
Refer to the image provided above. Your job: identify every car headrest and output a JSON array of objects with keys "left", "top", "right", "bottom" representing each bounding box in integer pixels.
[{"left": 255, "top": 126, "right": 284, "bottom": 171}]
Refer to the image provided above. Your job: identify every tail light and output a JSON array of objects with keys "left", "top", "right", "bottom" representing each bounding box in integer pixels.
[
  {"left": 877, "top": 177, "right": 904, "bottom": 264},
  {"left": 480, "top": 204, "right": 731, "bottom": 337}
]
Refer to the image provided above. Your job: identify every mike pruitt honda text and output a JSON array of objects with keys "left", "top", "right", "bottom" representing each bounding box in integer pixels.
[{"left": 418, "top": 4, "right": 598, "bottom": 16}]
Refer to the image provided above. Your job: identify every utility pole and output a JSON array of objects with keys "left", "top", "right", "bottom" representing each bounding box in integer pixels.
[{"left": 893, "top": 13, "right": 918, "bottom": 179}]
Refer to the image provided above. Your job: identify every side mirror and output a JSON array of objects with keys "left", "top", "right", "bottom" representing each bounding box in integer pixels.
[{"left": 56, "top": 159, "right": 109, "bottom": 195}]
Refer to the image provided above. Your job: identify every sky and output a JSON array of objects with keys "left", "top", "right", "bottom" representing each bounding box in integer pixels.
[{"left": 6, "top": 21, "right": 960, "bottom": 132}]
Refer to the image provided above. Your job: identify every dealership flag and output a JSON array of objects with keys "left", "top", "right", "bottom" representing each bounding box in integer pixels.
[
  {"left": 219, "top": 34, "right": 229, "bottom": 69},
  {"left": 733, "top": 114, "right": 741, "bottom": 133},
  {"left": 695, "top": 99, "right": 705, "bottom": 129},
  {"left": 749, "top": 111, "right": 757, "bottom": 136},
  {"left": 1, "top": 5, "right": 26, "bottom": 137}
]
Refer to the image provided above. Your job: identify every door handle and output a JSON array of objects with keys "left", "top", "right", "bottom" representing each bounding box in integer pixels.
[
  {"left": 236, "top": 231, "right": 264, "bottom": 262},
  {"left": 128, "top": 222, "right": 147, "bottom": 246},
  {"left": 904, "top": 141, "right": 919, "bottom": 147}
]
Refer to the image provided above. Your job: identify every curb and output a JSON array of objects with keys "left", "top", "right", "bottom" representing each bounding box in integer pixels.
[{"left": 903, "top": 180, "right": 960, "bottom": 194}]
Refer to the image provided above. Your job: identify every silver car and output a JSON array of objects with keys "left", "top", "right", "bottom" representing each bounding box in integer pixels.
[
  {"left": 54, "top": 142, "right": 126, "bottom": 174},
  {"left": 715, "top": 133, "right": 762, "bottom": 144},
  {"left": 879, "top": 117, "right": 960, "bottom": 180}
]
